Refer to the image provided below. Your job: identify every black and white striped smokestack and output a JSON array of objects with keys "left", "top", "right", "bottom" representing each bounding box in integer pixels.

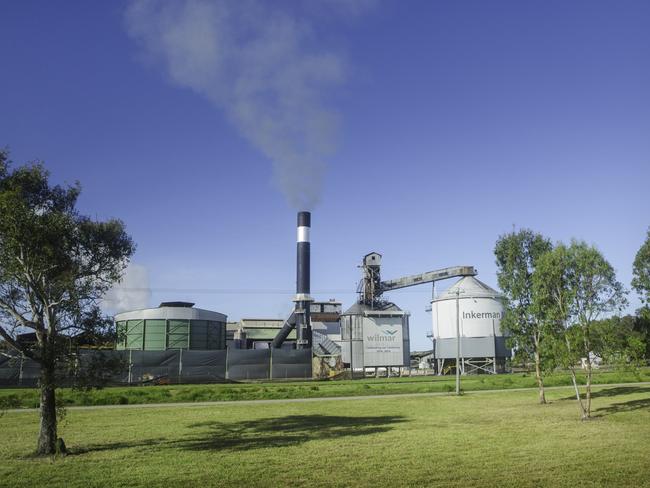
[
  {"left": 295, "top": 211, "right": 312, "bottom": 349},
  {"left": 296, "top": 211, "right": 310, "bottom": 298}
]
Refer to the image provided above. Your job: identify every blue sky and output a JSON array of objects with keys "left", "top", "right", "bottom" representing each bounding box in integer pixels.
[{"left": 1, "top": 1, "right": 649, "bottom": 349}]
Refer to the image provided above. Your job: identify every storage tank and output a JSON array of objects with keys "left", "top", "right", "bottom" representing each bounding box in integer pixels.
[
  {"left": 431, "top": 277, "right": 508, "bottom": 374},
  {"left": 115, "top": 302, "right": 227, "bottom": 351},
  {"left": 340, "top": 302, "right": 410, "bottom": 370}
]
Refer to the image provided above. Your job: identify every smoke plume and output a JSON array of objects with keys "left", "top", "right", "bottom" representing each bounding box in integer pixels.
[
  {"left": 125, "top": 0, "right": 371, "bottom": 209},
  {"left": 103, "top": 263, "right": 152, "bottom": 313}
]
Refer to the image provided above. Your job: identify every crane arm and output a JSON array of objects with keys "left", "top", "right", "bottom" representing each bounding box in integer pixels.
[{"left": 379, "top": 265, "right": 476, "bottom": 292}]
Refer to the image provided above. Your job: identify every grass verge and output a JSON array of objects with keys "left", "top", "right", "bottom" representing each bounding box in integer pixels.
[
  {"left": 1, "top": 367, "right": 649, "bottom": 408},
  {"left": 1, "top": 385, "right": 649, "bottom": 487}
]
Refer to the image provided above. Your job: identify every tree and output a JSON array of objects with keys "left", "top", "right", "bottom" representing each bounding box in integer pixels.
[
  {"left": 590, "top": 315, "right": 646, "bottom": 367},
  {"left": 632, "top": 228, "right": 650, "bottom": 316},
  {"left": 0, "top": 150, "right": 134, "bottom": 454},
  {"left": 494, "top": 229, "right": 553, "bottom": 404},
  {"left": 533, "top": 241, "right": 626, "bottom": 420}
]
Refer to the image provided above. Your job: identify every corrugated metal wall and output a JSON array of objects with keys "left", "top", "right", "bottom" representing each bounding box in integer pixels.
[{"left": 116, "top": 319, "right": 226, "bottom": 351}]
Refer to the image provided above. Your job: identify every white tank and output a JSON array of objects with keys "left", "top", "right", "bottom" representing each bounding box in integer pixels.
[{"left": 432, "top": 276, "right": 505, "bottom": 340}]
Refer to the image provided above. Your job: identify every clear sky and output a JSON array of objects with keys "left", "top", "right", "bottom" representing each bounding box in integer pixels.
[{"left": 1, "top": 1, "right": 649, "bottom": 349}]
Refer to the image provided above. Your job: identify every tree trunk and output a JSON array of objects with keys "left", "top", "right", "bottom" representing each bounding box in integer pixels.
[
  {"left": 36, "top": 363, "right": 57, "bottom": 455},
  {"left": 534, "top": 348, "right": 546, "bottom": 404},
  {"left": 568, "top": 366, "right": 587, "bottom": 420},
  {"left": 585, "top": 357, "right": 592, "bottom": 419},
  {"left": 583, "top": 327, "right": 592, "bottom": 419}
]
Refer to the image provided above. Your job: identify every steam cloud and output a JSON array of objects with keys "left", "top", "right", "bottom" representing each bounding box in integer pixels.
[
  {"left": 103, "top": 263, "right": 152, "bottom": 313},
  {"left": 125, "top": 0, "right": 372, "bottom": 209}
]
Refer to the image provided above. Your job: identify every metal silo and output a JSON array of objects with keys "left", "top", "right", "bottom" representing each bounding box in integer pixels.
[
  {"left": 115, "top": 302, "right": 227, "bottom": 351},
  {"left": 431, "top": 277, "right": 509, "bottom": 374}
]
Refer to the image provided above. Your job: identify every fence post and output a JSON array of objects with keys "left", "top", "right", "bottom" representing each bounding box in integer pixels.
[
  {"left": 18, "top": 354, "right": 24, "bottom": 387},
  {"left": 225, "top": 346, "right": 229, "bottom": 381},
  {"left": 178, "top": 348, "right": 183, "bottom": 383},
  {"left": 269, "top": 348, "right": 273, "bottom": 381},
  {"left": 128, "top": 349, "right": 132, "bottom": 385}
]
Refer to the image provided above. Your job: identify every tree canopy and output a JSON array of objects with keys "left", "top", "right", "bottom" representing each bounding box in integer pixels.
[
  {"left": 0, "top": 149, "right": 135, "bottom": 454},
  {"left": 632, "top": 228, "right": 650, "bottom": 310},
  {"left": 494, "top": 228, "right": 552, "bottom": 403},
  {"left": 532, "top": 241, "right": 627, "bottom": 419}
]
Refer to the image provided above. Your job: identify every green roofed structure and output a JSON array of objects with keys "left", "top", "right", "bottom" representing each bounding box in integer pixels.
[{"left": 115, "top": 302, "right": 227, "bottom": 351}]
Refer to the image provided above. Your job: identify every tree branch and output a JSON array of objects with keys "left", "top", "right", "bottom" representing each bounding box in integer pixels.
[{"left": 0, "top": 298, "right": 36, "bottom": 329}]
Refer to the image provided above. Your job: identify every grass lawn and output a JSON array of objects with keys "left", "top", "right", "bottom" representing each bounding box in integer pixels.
[
  {"left": 1, "top": 385, "right": 649, "bottom": 487},
  {"left": 2, "top": 368, "right": 650, "bottom": 408}
]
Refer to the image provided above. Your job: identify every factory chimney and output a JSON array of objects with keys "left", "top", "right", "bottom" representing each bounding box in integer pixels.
[
  {"left": 271, "top": 211, "right": 313, "bottom": 349},
  {"left": 295, "top": 211, "right": 312, "bottom": 349}
]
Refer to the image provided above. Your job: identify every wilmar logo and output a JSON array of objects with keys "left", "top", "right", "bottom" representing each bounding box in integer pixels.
[
  {"left": 363, "top": 318, "right": 404, "bottom": 366},
  {"left": 366, "top": 322, "right": 399, "bottom": 342}
]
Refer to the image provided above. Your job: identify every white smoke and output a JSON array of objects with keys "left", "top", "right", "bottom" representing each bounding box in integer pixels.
[
  {"left": 103, "top": 263, "right": 152, "bottom": 313},
  {"left": 125, "top": 0, "right": 372, "bottom": 209}
]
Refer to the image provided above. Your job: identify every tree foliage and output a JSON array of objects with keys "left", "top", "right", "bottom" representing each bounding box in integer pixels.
[
  {"left": 632, "top": 228, "right": 650, "bottom": 310},
  {"left": 0, "top": 149, "right": 134, "bottom": 454},
  {"left": 494, "top": 228, "right": 552, "bottom": 403},
  {"left": 590, "top": 315, "right": 647, "bottom": 367},
  {"left": 532, "top": 241, "right": 627, "bottom": 419}
]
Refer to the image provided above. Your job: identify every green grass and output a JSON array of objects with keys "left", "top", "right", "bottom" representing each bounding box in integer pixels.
[
  {"left": 1, "top": 385, "right": 649, "bottom": 487},
  {"left": 1, "top": 368, "right": 649, "bottom": 408}
]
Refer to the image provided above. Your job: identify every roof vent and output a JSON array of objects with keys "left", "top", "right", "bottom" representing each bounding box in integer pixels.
[{"left": 159, "top": 301, "right": 195, "bottom": 308}]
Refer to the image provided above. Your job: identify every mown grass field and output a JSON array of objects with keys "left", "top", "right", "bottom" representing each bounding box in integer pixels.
[
  {"left": 2, "top": 368, "right": 650, "bottom": 408},
  {"left": 1, "top": 384, "right": 650, "bottom": 487}
]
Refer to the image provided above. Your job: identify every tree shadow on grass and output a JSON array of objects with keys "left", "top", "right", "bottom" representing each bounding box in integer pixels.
[
  {"left": 175, "top": 414, "right": 408, "bottom": 452},
  {"left": 593, "top": 398, "right": 650, "bottom": 417},
  {"left": 558, "top": 386, "right": 650, "bottom": 402},
  {"left": 12, "top": 438, "right": 170, "bottom": 460},
  {"left": 68, "top": 438, "right": 169, "bottom": 456},
  {"left": 28, "top": 415, "right": 407, "bottom": 457}
]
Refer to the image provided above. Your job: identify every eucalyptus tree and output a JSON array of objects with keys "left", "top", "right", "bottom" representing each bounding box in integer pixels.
[
  {"left": 632, "top": 228, "right": 650, "bottom": 317},
  {"left": 0, "top": 150, "right": 134, "bottom": 455},
  {"left": 533, "top": 241, "right": 626, "bottom": 420},
  {"left": 494, "top": 229, "right": 553, "bottom": 404}
]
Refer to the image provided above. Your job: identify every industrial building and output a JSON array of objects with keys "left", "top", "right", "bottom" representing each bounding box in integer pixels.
[
  {"left": 2, "top": 210, "right": 509, "bottom": 385},
  {"left": 105, "top": 211, "right": 499, "bottom": 381},
  {"left": 115, "top": 301, "right": 227, "bottom": 351},
  {"left": 229, "top": 319, "right": 292, "bottom": 349},
  {"left": 337, "top": 252, "right": 476, "bottom": 372},
  {"left": 224, "top": 301, "right": 342, "bottom": 351},
  {"left": 340, "top": 302, "right": 410, "bottom": 371},
  {"left": 431, "top": 276, "right": 508, "bottom": 374}
]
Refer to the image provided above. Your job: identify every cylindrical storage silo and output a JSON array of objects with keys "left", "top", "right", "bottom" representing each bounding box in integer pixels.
[
  {"left": 114, "top": 302, "right": 227, "bottom": 351},
  {"left": 431, "top": 277, "right": 508, "bottom": 374}
]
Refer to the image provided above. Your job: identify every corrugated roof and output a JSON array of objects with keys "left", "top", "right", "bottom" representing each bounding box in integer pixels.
[
  {"left": 433, "top": 276, "right": 503, "bottom": 302},
  {"left": 342, "top": 302, "right": 403, "bottom": 315}
]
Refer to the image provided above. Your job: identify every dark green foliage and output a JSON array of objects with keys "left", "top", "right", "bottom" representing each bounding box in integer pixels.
[
  {"left": 632, "top": 228, "right": 650, "bottom": 307},
  {"left": 0, "top": 394, "right": 21, "bottom": 416},
  {"left": 494, "top": 228, "right": 553, "bottom": 402},
  {"left": 591, "top": 314, "right": 649, "bottom": 364},
  {"left": 532, "top": 240, "right": 627, "bottom": 418},
  {"left": 0, "top": 148, "right": 135, "bottom": 454},
  {"left": 494, "top": 229, "right": 552, "bottom": 357}
]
